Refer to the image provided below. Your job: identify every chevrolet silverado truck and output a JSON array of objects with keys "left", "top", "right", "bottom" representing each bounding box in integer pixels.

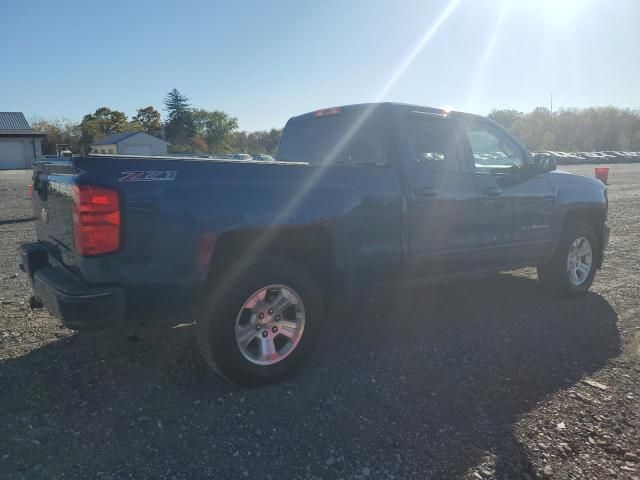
[{"left": 20, "top": 103, "right": 609, "bottom": 385}]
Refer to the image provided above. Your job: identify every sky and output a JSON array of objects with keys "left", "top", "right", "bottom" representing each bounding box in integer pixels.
[{"left": 1, "top": 0, "right": 639, "bottom": 131}]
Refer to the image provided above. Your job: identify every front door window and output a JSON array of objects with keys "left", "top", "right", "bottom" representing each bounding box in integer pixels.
[{"left": 464, "top": 122, "right": 525, "bottom": 173}]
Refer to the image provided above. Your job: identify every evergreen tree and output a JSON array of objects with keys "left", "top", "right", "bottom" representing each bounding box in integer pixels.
[
  {"left": 163, "top": 89, "right": 194, "bottom": 146},
  {"left": 163, "top": 89, "right": 190, "bottom": 123}
]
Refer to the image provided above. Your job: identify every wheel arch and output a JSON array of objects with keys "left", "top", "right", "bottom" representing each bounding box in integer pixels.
[
  {"left": 205, "top": 225, "right": 338, "bottom": 299},
  {"left": 547, "top": 206, "right": 606, "bottom": 267}
]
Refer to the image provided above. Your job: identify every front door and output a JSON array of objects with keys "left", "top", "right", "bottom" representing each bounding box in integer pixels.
[
  {"left": 403, "top": 112, "right": 479, "bottom": 277},
  {"left": 459, "top": 119, "right": 555, "bottom": 267}
]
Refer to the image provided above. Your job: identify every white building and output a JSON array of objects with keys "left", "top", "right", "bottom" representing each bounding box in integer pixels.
[
  {"left": 91, "top": 131, "right": 170, "bottom": 156},
  {"left": 0, "top": 112, "right": 44, "bottom": 169}
]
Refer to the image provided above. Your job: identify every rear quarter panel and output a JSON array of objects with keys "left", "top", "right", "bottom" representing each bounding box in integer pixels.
[{"left": 71, "top": 156, "right": 403, "bottom": 315}]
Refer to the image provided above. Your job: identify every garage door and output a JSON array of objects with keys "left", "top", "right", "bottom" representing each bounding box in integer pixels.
[
  {"left": 0, "top": 141, "right": 26, "bottom": 169},
  {"left": 120, "top": 145, "right": 152, "bottom": 156}
]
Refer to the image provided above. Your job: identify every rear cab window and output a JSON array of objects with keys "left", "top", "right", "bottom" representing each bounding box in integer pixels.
[{"left": 276, "top": 105, "right": 391, "bottom": 166}]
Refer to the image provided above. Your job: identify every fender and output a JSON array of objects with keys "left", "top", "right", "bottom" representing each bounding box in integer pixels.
[{"left": 543, "top": 170, "right": 607, "bottom": 264}]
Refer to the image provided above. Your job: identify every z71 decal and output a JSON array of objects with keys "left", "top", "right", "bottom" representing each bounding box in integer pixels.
[{"left": 118, "top": 171, "right": 177, "bottom": 182}]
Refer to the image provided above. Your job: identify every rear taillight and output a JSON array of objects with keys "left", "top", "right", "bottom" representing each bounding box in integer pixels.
[{"left": 72, "top": 185, "right": 121, "bottom": 256}]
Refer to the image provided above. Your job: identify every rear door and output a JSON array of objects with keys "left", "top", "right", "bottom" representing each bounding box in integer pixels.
[
  {"left": 402, "top": 112, "right": 479, "bottom": 277},
  {"left": 277, "top": 105, "right": 404, "bottom": 287},
  {"left": 459, "top": 118, "right": 555, "bottom": 267}
]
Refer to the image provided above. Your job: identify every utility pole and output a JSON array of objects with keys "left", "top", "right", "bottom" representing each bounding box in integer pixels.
[{"left": 549, "top": 92, "right": 553, "bottom": 150}]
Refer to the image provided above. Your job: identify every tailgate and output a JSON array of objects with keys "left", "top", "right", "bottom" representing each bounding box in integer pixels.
[{"left": 31, "top": 159, "right": 77, "bottom": 265}]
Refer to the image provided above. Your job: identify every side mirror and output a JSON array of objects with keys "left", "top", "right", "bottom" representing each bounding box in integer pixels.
[
  {"left": 532, "top": 153, "right": 557, "bottom": 173},
  {"left": 542, "top": 154, "right": 557, "bottom": 172}
]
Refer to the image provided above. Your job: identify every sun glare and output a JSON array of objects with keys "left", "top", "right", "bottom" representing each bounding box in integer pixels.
[
  {"left": 375, "top": 0, "right": 462, "bottom": 101},
  {"left": 535, "top": 0, "right": 590, "bottom": 26},
  {"left": 230, "top": 0, "right": 465, "bottom": 281},
  {"left": 464, "top": 0, "right": 510, "bottom": 112}
]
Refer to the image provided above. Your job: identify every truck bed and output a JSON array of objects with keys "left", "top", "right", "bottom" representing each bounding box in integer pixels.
[{"left": 28, "top": 154, "right": 404, "bottom": 323}]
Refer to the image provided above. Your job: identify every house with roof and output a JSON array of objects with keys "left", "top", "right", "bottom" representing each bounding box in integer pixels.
[
  {"left": 0, "top": 112, "right": 45, "bottom": 169},
  {"left": 91, "top": 131, "right": 170, "bottom": 156}
]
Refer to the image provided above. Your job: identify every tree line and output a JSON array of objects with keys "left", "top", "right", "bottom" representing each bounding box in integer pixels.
[
  {"left": 31, "top": 97, "right": 640, "bottom": 157},
  {"left": 488, "top": 106, "right": 640, "bottom": 152},
  {"left": 31, "top": 89, "right": 283, "bottom": 156}
]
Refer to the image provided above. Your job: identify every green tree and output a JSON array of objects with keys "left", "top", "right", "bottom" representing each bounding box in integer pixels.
[
  {"left": 487, "top": 109, "right": 524, "bottom": 130},
  {"left": 79, "top": 107, "right": 128, "bottom": 145},
  {"left": 261, "top": 128, "right": 282, "bottom": 154},
  {"left": 490, "top": 106, "right": 640, "bottom": 152},
  {"left": 192, "top": 109, "right": 238, "bottom": 152},
  {"left": 190, "top": 135, "right": 209, "bottom": 153},
  {"left": 31, "top": 118, "right": 81, "bottom": 154},
  {"left": 231, "top": 128, "right": 282, "bottom": 155},
  {"left": 231, "top": 131, "right": 249, "bottom": 153},
  {"left": 511, "top": 107, "right": 553, "bottom": 151},
  {"left": 164, "top": 89, "right": 190, "bottom": 123},
  {"left": 131, "top": 106, "right": 162, "bottom": 136},
  {"left": 163, "top": 89, "right": 194, "bottom": 147}
]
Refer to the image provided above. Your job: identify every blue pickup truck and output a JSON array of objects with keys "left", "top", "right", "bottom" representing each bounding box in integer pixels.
[{"left": 20, "top": 103, "right": 609, "bottom": 385}]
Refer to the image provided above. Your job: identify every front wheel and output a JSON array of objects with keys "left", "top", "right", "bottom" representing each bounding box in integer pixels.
[
  {"left": 537, "top": 221, "right": 599, "bottom": 295},
  {"left": 197, "top": 257, "right": 323, "bottom": 386}
]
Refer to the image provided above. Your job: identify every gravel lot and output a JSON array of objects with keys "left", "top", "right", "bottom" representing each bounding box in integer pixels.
[{"left": 1, "top": 165, "right": 638, "bottom": 479}]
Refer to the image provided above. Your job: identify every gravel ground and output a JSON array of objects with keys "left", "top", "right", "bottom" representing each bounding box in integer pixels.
[{"left": 0, "top": 165, "right": 638, "bottom": 480}]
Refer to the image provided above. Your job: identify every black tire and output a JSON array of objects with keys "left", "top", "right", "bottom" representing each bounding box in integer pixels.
[
  {"left": 197, "top": 257, "right": 323, "bottom": 386},
  {"left": 537, "top": 221, "right": 599, "bottom": 296}
]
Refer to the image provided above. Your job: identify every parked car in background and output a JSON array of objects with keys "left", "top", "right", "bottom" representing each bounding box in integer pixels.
[
  {"left": 254, "top": 154, "right": 276, "bottom": 162},
  {"left": 20, "top": 102, "right": 609, "bottom": 386},
  {"left": 566, "top": 153, "right": 586, "bottom": 163},
  {"left": 620, "top": 152, "right": 634, "bottom": 161},
  {"left": 581, "top": 152, "right": 603, "bottom": 162},
  {"left": 231, "top": 153, "right": 253, "bottom": 161}
]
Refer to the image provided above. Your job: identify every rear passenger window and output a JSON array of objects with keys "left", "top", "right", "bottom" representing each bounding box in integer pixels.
[
  {"left": 406, "top": 115, "right": 458, "bottom": 172},
  {"left": 277, "top": 107, "right": 390, "bottom": 166}
]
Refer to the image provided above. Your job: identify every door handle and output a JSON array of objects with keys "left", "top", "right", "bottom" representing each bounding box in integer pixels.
[
  {"left": 415, "top": 186, "right": 440, "bottom": 197},
  {"left": 481, "top": 186, "right": 503, "bottom": 197}
]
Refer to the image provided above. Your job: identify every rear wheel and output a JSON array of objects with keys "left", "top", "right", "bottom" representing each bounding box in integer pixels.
[
  {"left": 537, "top": 221, "right": 599, "bottom": 295},
  {"left": 197, "top": 257, "right": 323, "bottom": 386}
]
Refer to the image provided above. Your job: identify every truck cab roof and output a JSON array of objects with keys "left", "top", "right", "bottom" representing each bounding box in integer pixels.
[{"left": 289, "top": 102, "right": 469, "bottom": 122}]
